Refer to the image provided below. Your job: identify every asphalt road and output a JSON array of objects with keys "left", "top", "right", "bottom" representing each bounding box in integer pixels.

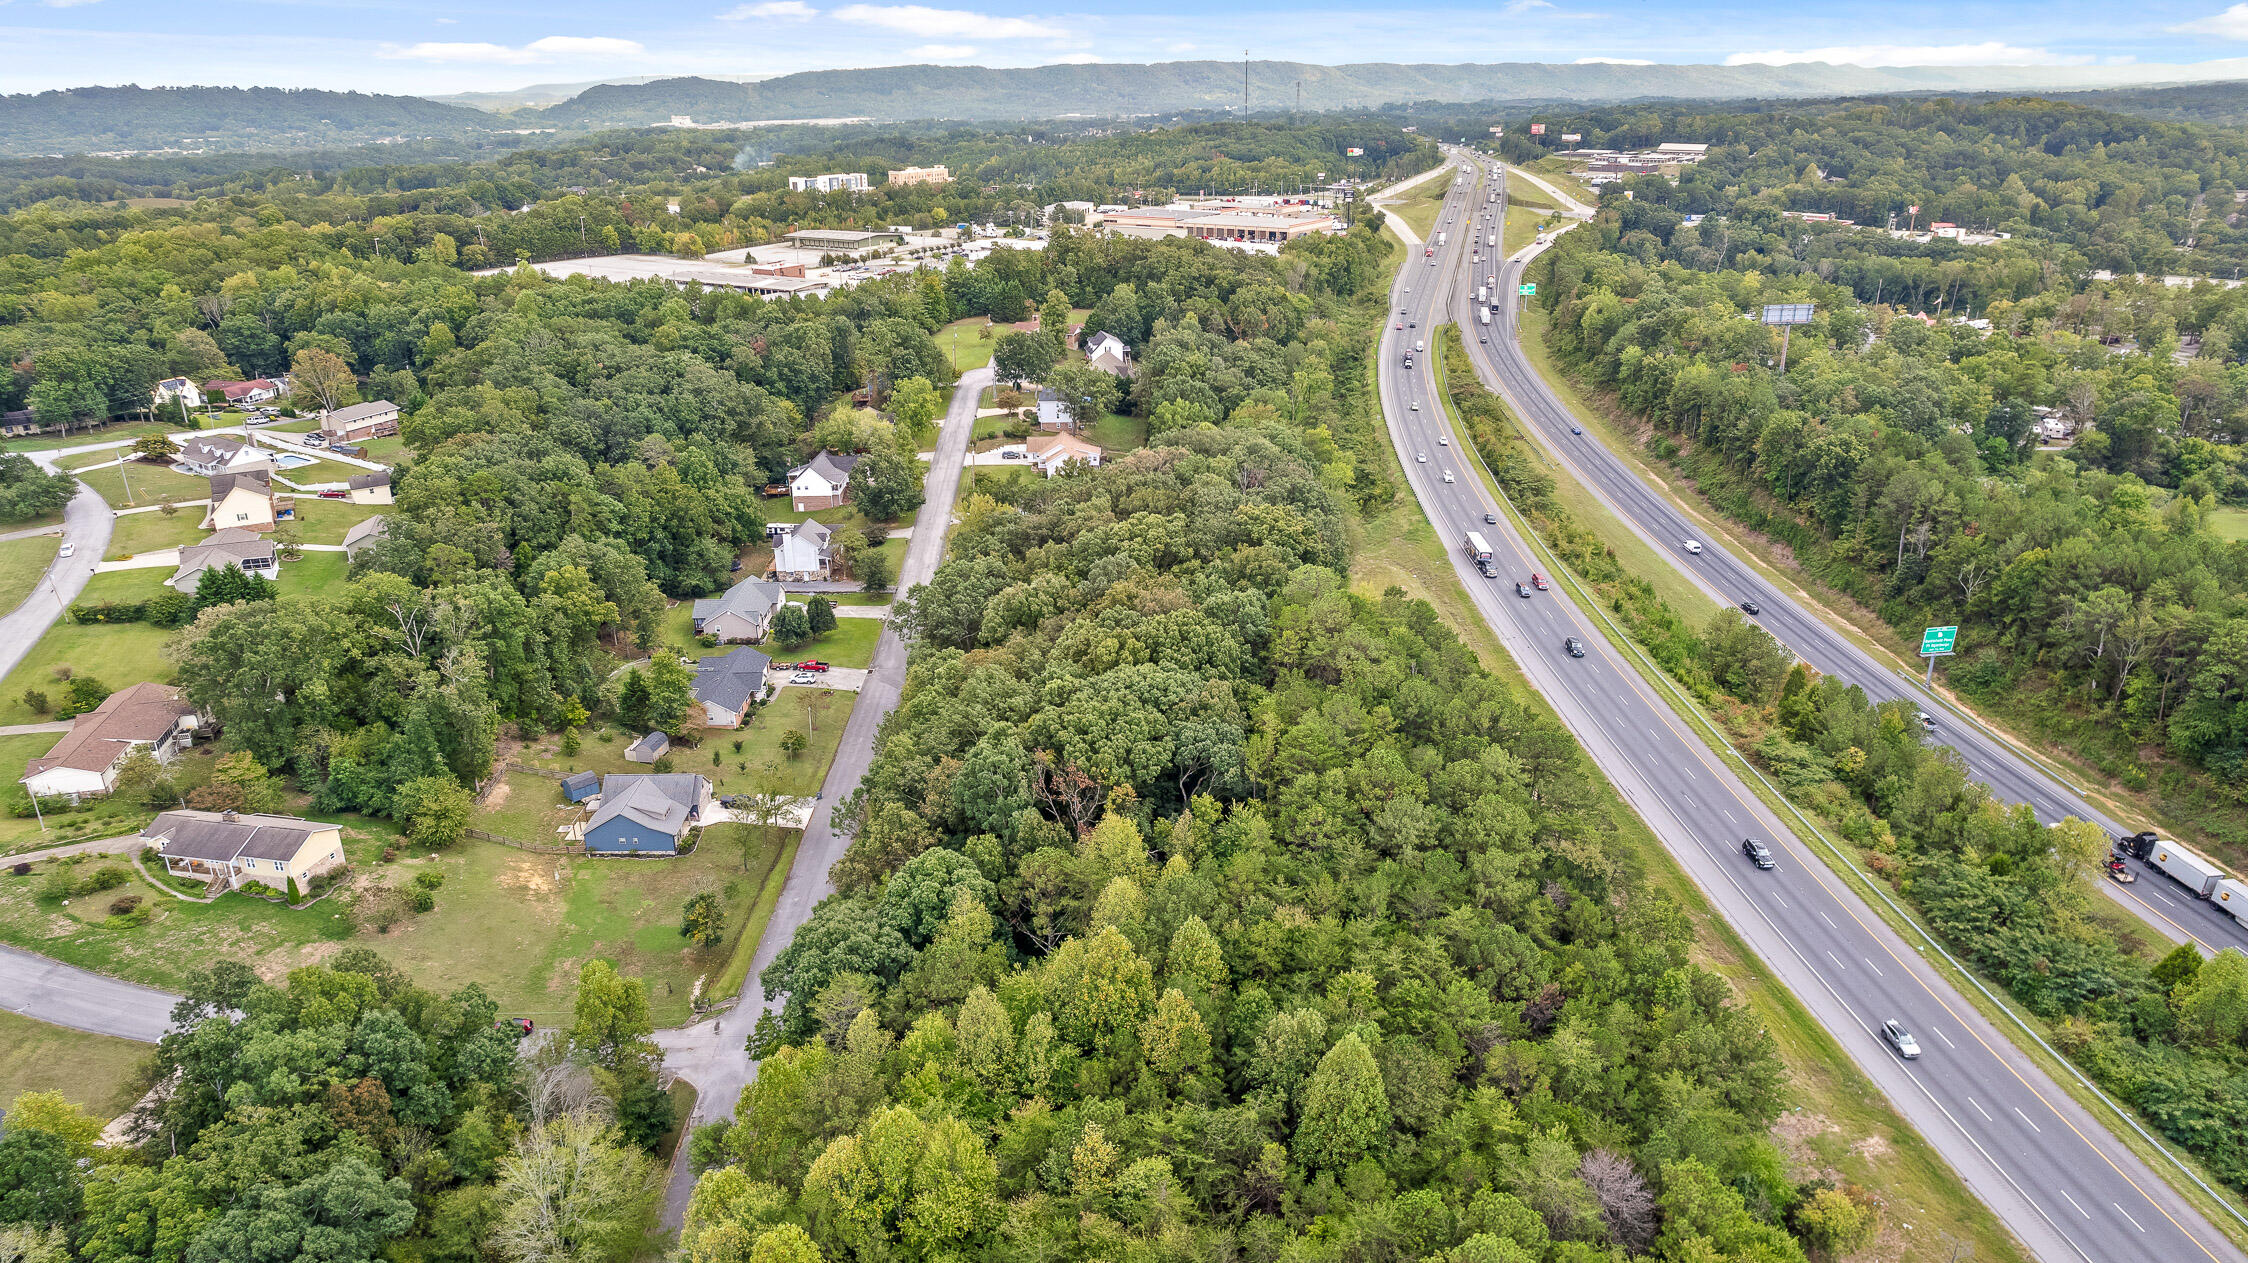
[
  {"left": 654, "top": 363, "right": 990, "bottom": 1225},
  {"left": 1450, "top": 154, "right": 2248, "bottom": 957},
  {"left": 0, "top": 942, "right": 175, "bottom": 1042},
  {"left": 0, "top": 477, "right": 112, "bottom": 686},
  {"left": 1383, "top": 154, "right": 2245, "bottom": 1263}
]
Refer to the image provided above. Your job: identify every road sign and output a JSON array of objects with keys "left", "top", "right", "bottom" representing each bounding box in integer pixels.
[
  {"left": 1518, "top": 283, "right": 1536, "bottom": 296},
  {"left": 1919, "top": 625, "right": 1958, "bottom": 656}
]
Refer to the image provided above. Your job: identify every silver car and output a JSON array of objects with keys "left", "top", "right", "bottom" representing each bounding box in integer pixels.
[{"left": 1881, "top": 1019, "right": 1921, "bottom": 1060}]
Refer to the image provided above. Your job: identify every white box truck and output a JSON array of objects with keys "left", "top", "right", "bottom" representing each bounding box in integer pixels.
[
  {"left": 1476, "top": 285, "right": 1488, "bottom": 303},
  {"left": 1486, "top": 233, "right": 1496, "bottom": 248},
  {"left": 1463, "top": 531, "right": 1495, "bottom": 575},
  {"left": 1479, "top": 308, "right": 1491, "bottom": 326},
  {"left": 2146, "top": 839, "right": 2226, "bottom": 897},
  {"left": 2215, "top": 878, "right": 2248, "bottom": 926},
  {"left": 1436, "top": 231, "right": 1447, "bottom": 247}
]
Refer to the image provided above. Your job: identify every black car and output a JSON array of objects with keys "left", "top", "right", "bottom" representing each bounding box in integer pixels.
[
  {"left": 1742, "top": 837, "right": 1774, "bottom": 869},
  {"left": 1515, "top": 582, "right": 1532, "bottom": 598},
  {"left": 1563, "top": 637, "right": 1586, "bottom": 658},
  {"left": 1484, "top": 512, "right": 1497, "bottom": 525},
  {"left": 1739, "top": 599, "right": 1760, "bottom": 616}
]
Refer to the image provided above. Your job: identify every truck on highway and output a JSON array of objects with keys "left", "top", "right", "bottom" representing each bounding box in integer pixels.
[
  {"left": 1463, "top": 531, "right": 1495, "bottom": 575},
  {"left": 1479, "top": 308, "right": 1491, "bottom": 326},
  {"left": 1437, "top": 231, "right": 1448, "bottom": 247},
  {"left": 1486, "top": 233, "right": 1496, "bottom": 248},
  {"left": 2119, "top": 832, "right": 2227, "bottom": 897},
  {"left": 2215, "top": 878, "right": 2248, "bottom": 925},
  {"left": 1476, "top": 285, "right": 1488, "bottom": 303}
]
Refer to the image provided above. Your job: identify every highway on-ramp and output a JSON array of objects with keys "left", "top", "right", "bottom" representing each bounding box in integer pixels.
[
  {"left": 1381, "top": 155, "right": 2245, "bottom": 1263},
  {"left": 1452, "top": 151, "right": 2248, "bottom": 957}
]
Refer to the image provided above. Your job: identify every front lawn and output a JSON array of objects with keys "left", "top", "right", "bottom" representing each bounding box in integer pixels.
[
  {"left": 280, "top": 551, "right": 349, "bottom": 592},
  {"left": 1085, "top": 412, "right": 1147, "bottom": 453},
  {"left": 106, "top": 509, "right": 205, "bottom": 560},
  {"left": 351, "top": 436, "right": 408, "bottom": 465},
  {"left": 0, "top": 536, "right": 60, "bottom": 616},
  {"left": 76, "top": 567, "right": 173, "bottom": 606},
  {"left": 287, "top": 500, "right": 386, "bottom": 546},
  {"left": 0, "top": 621, "right": 177, "bottom": 726},
  {"left": 0, "top": 1011, "right": 152, "bottom": 1121},
  {"left": 936, "top": 317, "right": 997, "bottom": 372},
  {"left": 73, "top": 461, "right": 212, "bottom": 511},
  {"left": 522, "top": 685, "right": 850, "bottom": 801},
  {"left": 780, "top": 615, "right": 882, "bottom": 669}
]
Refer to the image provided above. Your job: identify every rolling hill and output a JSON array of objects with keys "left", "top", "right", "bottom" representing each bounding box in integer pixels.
[{"left": 0, "top": 85, "right": 502, "bottom": 158}]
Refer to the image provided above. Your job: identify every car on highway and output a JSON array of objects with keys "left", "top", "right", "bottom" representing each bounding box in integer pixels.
[
  {"left": 1683, "top": 539, "right": 1703, "bottom": 555},
  {"left": 1484, "top": 512, "right": 1497, "bottom": 524},
  {"left": 1530, "top": 573, "right": 1548, "bottom": 590},
  {"left": 1742, "top": 837, "right": 1774, "bottom": 869},
  {"left": 1570, "top": 425, "right": 1583, "bottom": 435},
  {"left": 1415, "top": 452, "right": 1426, "bottom": 463},
  {"left": 1515, "top": 582, "right": 1533, "bottom": 598},
  {"left": 1442, "top": 470, "right": 1455, "bottom": 484},
  {"left": 1562, "top": 637, "right": 1586, "bottom": 658},
  {"left": 1739, "top": 600, "right": 1760, "bottom": 615},
  {"left": 1395, "top": 322, "right": 1403, "bottom": 330},
  {"left": 1881, "top": 1020, "right": 1921, "bottom": 1060},
  {"left": 1438, "top": 435, "right": 1449, "bottom": 446},
  {"left": 1408, "top": 319, "right": 1416, "bottom": 328},
  {"left": 1410, "top": 401, "right": 1420, "bottom": 411},
  {"left": 1481, "top": 335, "right": 1489, "bottom": 343},
  {"left": 1915, "top": 711, "right": 1936, "bottom": 730},
  {"left": 57, "top": 543, "right": 74, "bottom": 559}
]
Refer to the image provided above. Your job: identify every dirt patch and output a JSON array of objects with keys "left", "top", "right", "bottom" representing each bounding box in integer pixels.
[
  {"left": 482, "top": 779, "right": 512, "bottom": 811},
  {"left": 496, "top": 857, "right": 566, "bottom": 899},
  {"left": 1850, "top": 1133, "right": 1893, "bottom": 1164},
  {"left": 1770, "top": 1110, "right": 1842, "bottom": 1176}
]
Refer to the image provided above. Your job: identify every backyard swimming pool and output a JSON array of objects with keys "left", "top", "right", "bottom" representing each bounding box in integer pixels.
[{"left": 269, "top": 452, "right": 316, "bottom": 469}]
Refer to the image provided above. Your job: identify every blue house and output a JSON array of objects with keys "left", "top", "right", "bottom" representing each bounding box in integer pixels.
[
  {"left": 582, "top": 773, "right": 709, "bottom": 856},
  {"left": 560, "top": 771, "right": 601, "bottom": 803}
]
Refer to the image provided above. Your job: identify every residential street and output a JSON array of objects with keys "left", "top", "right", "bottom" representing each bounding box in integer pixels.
[
  {"left": 652, "top": 364, "right": 989, "bottom": 1226},
  {"left": 0, "top": 942, "right": 175, "bottom": 1042},
  {"left": 0, "top": 479, "right": 112, "bottom": 687}
]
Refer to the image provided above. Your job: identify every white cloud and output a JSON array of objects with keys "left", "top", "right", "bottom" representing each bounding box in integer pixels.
[
  {"left": 1500, "top": 0, "right": 1552, "bottom": 13},
  {"left": 908, "top": 43, "right": 976, "bottom": 58},
  {"left": 830, "top": 4, "right": 1066, "bottom": 40},
  {"left": 43, "top": 0, "right": 106, "bottom": 8},
  {"left": 1574, "top": 56, "right": 1652, "bottom": 65},
  {"left": 1724, "top": 42, "right": 2092, "bottom": 67},
  {"left": 1167, "top": 41, "right": 1197, "bottom": 54},
  {"left": 718, "top": 1, "right": 817, "bottom": 19},
  {"left": 379, "top": 35, "right": 645, "bottom": 64},
  {"left": 1053, "top": 52, "right": 1103, "bottom": 63},
  {"left": 434, "top": 16, "right": 456, "bottom": 23},
  {"left": 2172, "top": 4, "right": 2248, "bottom": 38}
]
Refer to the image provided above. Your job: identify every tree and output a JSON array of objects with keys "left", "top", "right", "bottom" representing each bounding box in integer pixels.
[
  {"left": 1042, "top": 363, "right": 1121, "bottom": 430},
  {"left": 991, "top": 332, "right": 1059, "bottom": 385},
  {"left": 772, "top": 604, "right": 813, "bottom": 648},
  {"left": 184, "top": 1159, "right": 414, "bottom": 1263},
  {"left": 889, "top": 377, "right": 943, "bottom": 436},
  {"left": 736, "top": 792, "right": 811, "bottom": 872},
  {"left": 1293, "top": 1032, "right": 1390, "bottom": 1171},
  {"left": 58, "top": 675, "right": 111, "bottom": 719},
  {"left": 856, "top": 549, "right": 894, "bottom": 593},
  {"left": 0, "top": 1130, "right": 78, "bottom": 1227},
  {"left": 1576, "top": 1149, "right": 1655, "bottom": 1253},
  {"left": 133, "top": 435, "right": 182, "bottom": 462},
  {"left": 289, "top": 347, "right": 357, "bottom": 415},
  {"left": 618, "top": 670, "right": 653, "bottom": 732},
  {"left": 566, "top": 960, "right": 658, "bottom": 1076},
  {"left": 682, "top": 892, "right": 727, "bottom": 949},
  {"left": 643, "top": 658, "right": 697, "bottom": 737},
  {"left": 806, "top": 596, "right": 837, "bottom": 635},
  {"left": 192, "top": 563, "right": 275, "bottom": 613},
  {"left": 491, "top": 1114, "right": 660, "bottom": 1263},
  {"left": 393, "top": 775, "right": 473, "bottom": 849},
  {"left": 852, "top": 448, "right": 925, "bottom": 524}
]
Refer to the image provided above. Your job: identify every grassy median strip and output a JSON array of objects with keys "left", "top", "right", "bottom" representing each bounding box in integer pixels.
[{"left": 1436, "top": 325, "right": 2248, "bottom": 1256}]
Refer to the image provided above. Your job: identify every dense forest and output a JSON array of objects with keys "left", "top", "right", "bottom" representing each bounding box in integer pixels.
[
  {"left": 0, "top": 85, "right": 504, "bottom": 158},
  {"left": 673, "top": 423, "right": 1873, "bottom": 1263}
]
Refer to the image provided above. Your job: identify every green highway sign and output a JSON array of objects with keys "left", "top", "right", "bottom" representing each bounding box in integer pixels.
[
  {"left": 1919, "top": 625, "right": 1958, "bottom": 656},
  {"left": 1518, "top": 283, "right": 1536, "bottom": 296}
]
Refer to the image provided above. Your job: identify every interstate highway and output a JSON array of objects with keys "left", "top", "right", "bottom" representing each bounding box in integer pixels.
[{"left": 1377, "top": 154, "right": 2245, "bottom": 1263}]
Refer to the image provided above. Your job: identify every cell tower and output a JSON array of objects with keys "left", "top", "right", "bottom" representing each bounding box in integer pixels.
[{"left": 1243, "top": 50, "right": 1250, "bottom": 116}]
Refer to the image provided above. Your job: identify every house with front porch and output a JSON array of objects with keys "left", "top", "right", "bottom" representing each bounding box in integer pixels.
[
  {"left": 20, "top": 683, "right": 199, "bottom": 802},
  {"left": 201, "top": 470, "right": 292, "bottom": 531},
  {"left": 178, "top": 434, "right": 273, "bottom": 478},
  {"left": 141, "top": 809, "right": 347, "bottom": 893}
]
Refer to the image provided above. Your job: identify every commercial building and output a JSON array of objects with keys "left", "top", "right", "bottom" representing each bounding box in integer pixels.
[
  {"left": 783, "top": 228, "right": 903, "bottom": 253},
  {"left": 788, "top": 172, "right": 870, "bottom": 193},
  {"left": 887, "top": 165, "right": 950, "bottom": 186},
  {"left": 1184, "top": 210, "right": 1339, "bottom": 246}
]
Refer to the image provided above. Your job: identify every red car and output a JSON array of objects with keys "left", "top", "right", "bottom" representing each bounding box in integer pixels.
[{"left": 1531, "top": 573, "right": 1549, "bottom": 591}]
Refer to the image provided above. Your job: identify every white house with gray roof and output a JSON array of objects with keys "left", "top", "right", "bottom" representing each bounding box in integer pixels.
[
  {"left": 692, "top": 578, "right": 786, "bottom": 643},
  {"left": 178, "top": 433, "right": 272, "bottom": 477},
  {"left": 770, "top": 520, "right": 833, "bottom": 582},
  {"left": 788, "top": 450, "right": 859, "bottom": 511}
]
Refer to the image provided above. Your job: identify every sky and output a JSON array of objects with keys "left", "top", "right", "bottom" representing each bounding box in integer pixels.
[{"left": 10, "top": 0, "right": 2248, "bottom": 96}]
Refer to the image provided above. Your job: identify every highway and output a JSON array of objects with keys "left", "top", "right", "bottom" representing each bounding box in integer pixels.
[
  {"left": 1378, "top": 155, "right": 2246, "bottom": 1263},
  {"left": 1452, "top": 151, "right": 2248, "bottom": 957}
]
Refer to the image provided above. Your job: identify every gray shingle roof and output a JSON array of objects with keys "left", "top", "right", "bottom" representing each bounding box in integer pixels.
[
  {"left": 206, "top": 469, "right": 273, "bottom": 500},
  {"left": 141, "top": 810, "right": 324, "bottom": 864},
  {"left": 347, "top": 470, "right": 391, "bottom": 490},
  {"left": 326, "top": 401, "right": 396, "bottom": 427},
  {"left": 792, "top": 449, "right": 859, "bottom": 489},
  {"left": 691, "top": 578, "right": 784, "bottom": 628},
  {"left": 694, "top": 647, "right": 771, "bottom": 715},
  {"left": 590, "top": 774, "right": 705, "bottom": 838}
]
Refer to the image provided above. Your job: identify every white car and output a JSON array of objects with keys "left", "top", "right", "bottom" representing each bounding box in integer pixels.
[
  {"left": 1881, "top": 1019, "right": 1921, "bottom": 1060},
  {"left": 1410, "top": 401, "right": 1420, "bottom": 411},
  {"left": 1683, "top": 540, "right": 1703, "bottom": 555},
  {"left": 1438, "top": 435, "right": 1450, "bottom": 446},
  {"left": 1415, "top": 452, "right": 1427, "bottom": 463},
  {"left": 57, "top": 543, "right": 74, "bottom": 559},
  {"left": 1442, "top": 470, "right": 1455, "bottom": 484}
]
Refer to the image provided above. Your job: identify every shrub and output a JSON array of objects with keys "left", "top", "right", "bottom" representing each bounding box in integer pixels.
[
  {"left": 82, "top": 865, "right": 129, "bottom": 893},
  {"left": 9, "top": 862, "right": 26, "bottom": 876},
  {"left": 109, "top": 894, "right": 143, "bottom": 916},
  {"left": 19, "top": 689, "right": 49, "bottom": 715},
  {"left": 409, "top": 887, "right": 436, "bottom": 913},
  {"left": 287, "top": 877, "right": 301, "bottom": 903},
  {"left": 38, "top": 865, "right": 76, "bottom": 901},
  {"left": 560, "top": 728, "right": 581, "bottom": 756},
  {"left": 413, "top": 870, "right": 446, "bottom": 891}
]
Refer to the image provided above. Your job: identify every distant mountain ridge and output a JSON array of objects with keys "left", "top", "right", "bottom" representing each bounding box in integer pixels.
[
  {"left": 525, "top": 59, "right": 2248, "bottom": 126},
  {"left": 0, "top": 85, "right": 499, "bottom": 158}
]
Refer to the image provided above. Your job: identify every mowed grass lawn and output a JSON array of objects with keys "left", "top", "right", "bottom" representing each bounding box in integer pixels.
[
  {"left": 655, "top": 602, "right": 884, "bottom": 668},
  {"left": 521, "top": 684, "right": 850, "bottom": 801},
  {"left": 937, "top": 318, "right": 997, "bottom": 372},
  {"left": 107, "top": 508, "right": 205, "bottom": 560},
  {"left": 2211, "top": 506, "right": 2248, "bottom": 542},
  {"left": 76, "top": 567, "right": 172, "bottom": 606},
  {"left": 0, "top": 1011, "right": 151, "bottom": 1121},
  {"left": 280, "top": 551, "right": 348, "bottom": 593},
  {"left": 0, "top": 621, "right": 175, "bottom": 725},
  {"left": 74, "top": 461, "right": 212, "bottom": 510},
  {"left": 2, "top": 422, "right": 173, "bottom": 454},
  {"left": 292, "top": 500, "right": 386, "bottom": 546},
  {"left": 0, "top": 535, "right": 60, "bottom": 616}
]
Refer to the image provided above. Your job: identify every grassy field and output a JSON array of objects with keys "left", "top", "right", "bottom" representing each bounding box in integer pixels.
[
  {"left": 74, "top": 461, "right": 212, "bottom": 510},
  {"left": 0, "top": 1012, "right": 150, "bottom": 1121},
  {"left": 2, "top": 422, "right": 173, "bottom": 454},
  {"left": 280, "top": 551, "right": 349, "bottom": 593},
  {"left": 2211, "top": 506, "right": 2248, "bottom": 541},
  {"left": 292, "top": 500, "right": 386, "bottom": 545},
  {"left": 957, "top": 464, "right": 1034, "bottom": 504},
  {"left": 1084, "top": 412, "right": 1147, "bottom": 453},
  {"left": 655, "top": 601, "right": 883, "bottom": 669},
  {"left": 106, "top": 508, "right": 205, "bottom": 560},
  {"left": 520, "top": 684, "right": 850, "bottom": 801},
  {"left": 1388, "top": 172, "right": 1450, "bottom": 241},
  {"left": 1501, "top": 204, "right": 1545, "bottom": 257},
  {"left": 75, "top": 566, "right": 172, "bottom": 606},
  {"left": 936, "top": 317, "right": 997, "bottom": 372},
  {"left": 0, "top": 535, "right": 60, "bottom": 616},
  {"left": 0, "top": 621, "right": 176, "bottom": 726},
  {"left": 351, "top": 436, "right": 408, "bottom": 465}
]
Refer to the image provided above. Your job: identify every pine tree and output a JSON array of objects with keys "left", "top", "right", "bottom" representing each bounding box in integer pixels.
[{"left": 618, "top": 669, "right": 653, "bottom": 732}]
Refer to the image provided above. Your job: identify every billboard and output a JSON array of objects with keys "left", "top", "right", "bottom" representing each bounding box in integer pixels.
[
  {"left": 1529, "top": 123, "right": 1546, "bottom": 135},
  {"left": 1561, "top": 133, "right": 1582, "bottom": 142},
  {"left": 1346, "top": 147, "right": 1364, "bottom": 155},
  {"left": 1760, "top": 303, "right": 1815, "bottom": 326}
]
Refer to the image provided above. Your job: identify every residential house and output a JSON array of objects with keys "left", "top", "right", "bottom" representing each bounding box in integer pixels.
[
  {"left": 694, "top": 647, "right": 772, "bottom": 728},
  {"left": 168, "top": 528, "right": 279, "bottom": 592},
  {"left": 1026, "top": 431, "right": 1104, "bottom": 477},
  {"left": 178, "top": 434, "right": 273, "bottom": 477},
  {"left": 770, "top": 519, "right": 834, "bottom": 582},
  {"left": 347, "top": 471, "right": 393, "bottom": 506},
  {"left": 321, "top": 401, "right": 400, "bottom": 443},
  {"left": 0, "top": 410, "right": 37, "bottom": 438},
  {"left": 341, "top": 514, "right": 389, "bottom": 561},
  {"left": 2033, "top": 405, "right": 2078, "bottom": 443},
  {"left": 788, "top": 450, "right": 859, "bottom": 511},
  {"left": 142, "top": 809, "right": 347, "bottom": 893},
  {"left": 692, "top": 578, "right": 786, "bottom": 643},
  {"left": 201, "top": 470, "right": 291, "bottom": 531},
  {"left": 624, "top": 731, "right": 670, "bottom": 764},
  {"left": 1035, "top": 388, "right": 1075, "bottom": 431},
  {"left": 152, "top": 378, "right": 204, "bottom": 410},
  {"left": 1083, "top": 332, "right": 1133, "bottom": 377},
  {"left": 584, "top": 773, "right": 710, "bottom": 855},
  {"left": 20, "top": 683, "right": 199, "bottom": 802},
  {"left": 202, "top": 379, "right": 282, "bottom": 406}
]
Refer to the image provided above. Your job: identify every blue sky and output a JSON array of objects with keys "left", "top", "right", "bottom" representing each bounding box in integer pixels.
[{"left": 9, "top": 0, "right": 2248, "bottom": 96}]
